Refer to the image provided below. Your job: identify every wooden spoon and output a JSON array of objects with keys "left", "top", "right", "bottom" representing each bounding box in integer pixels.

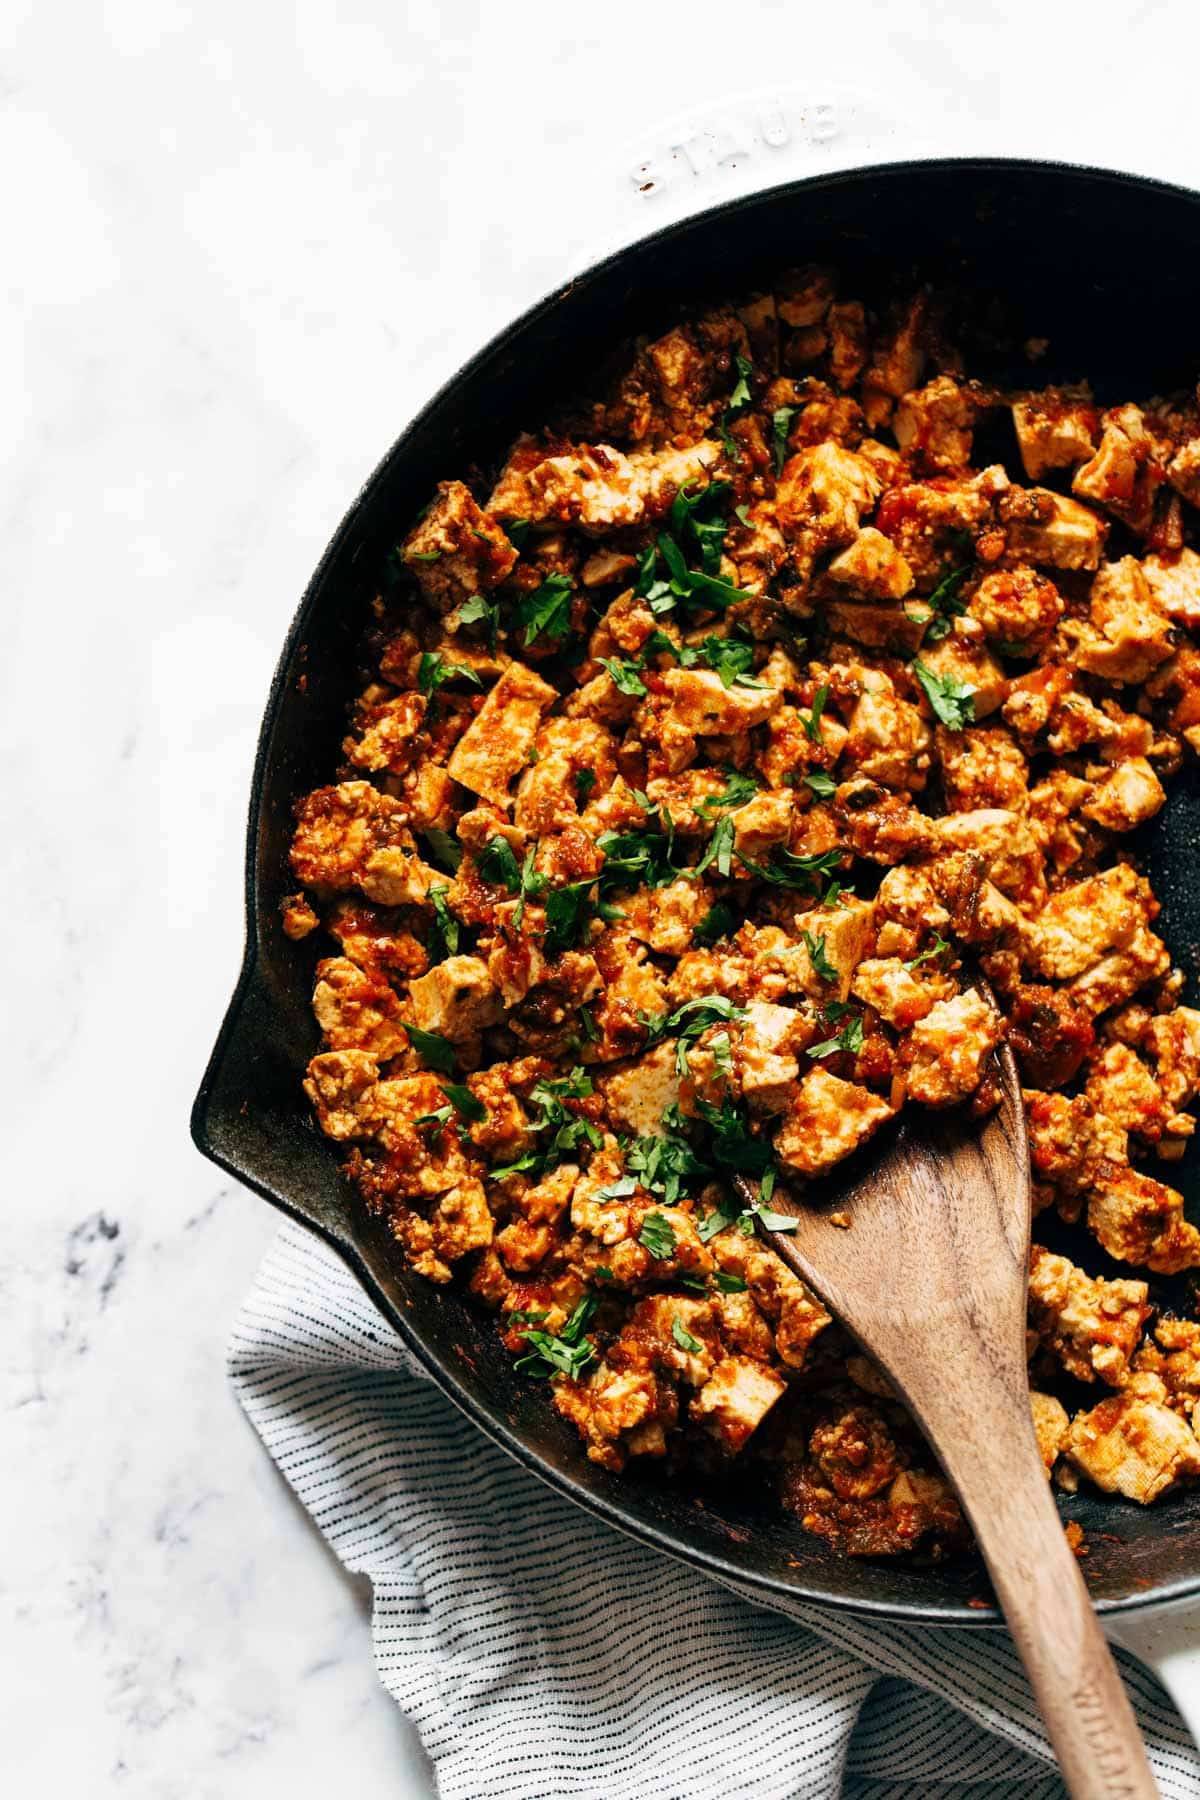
[{"left": 736, "top": 1004, "right": 1159, "bottom": 1798}]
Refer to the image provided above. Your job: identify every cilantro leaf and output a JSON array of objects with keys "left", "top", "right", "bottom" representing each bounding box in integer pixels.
[
  {"left": 575, "top": 768, "right": 596, "bottom": 804},
  {"left": 694, "top": 632, "right": 765, "bottom": 689},
  {"left": 639, "top": 1211, "right": 677, "bottom": 1260},
  {"left": 912, "top": 659, "right": 976, "bottom": 731},
  {"left": 418, "top": 651, "right": 483, "bottom": 697},
  {"left": 697, "top": 1196, "right": 738, "bottom": 1242},
  {"left": 712, "top": 1270, "right": 747, "bottom": 1293},
  {"left": 736, "top": 846, "right": 844, "bottom": 892},
  {"left": 476, "top": 835, "right": 522, "bottom": 892},
  {"left": 515, "top": 1295, "right": 597, "bottom": 1380},
  {"left": 543, "top": 882, "right": 594, "bottom": 957},
  {"left": 696, "top": 769, "right": 759, "bottom": 816},
  {"left": 807, "top": 1014, "right": 865, "bottom": 1060},
  {"left": 422, "top": 827, "right": 463, "bottom": 873},
  {"left": 772, "top": 405, "right": 797, "bottom": 476},
  {"left": 517, "top": 573, "right": 574, "bottom": 646},
  {"left": 672, "top": 1315, "right": 705, "bottom": 1355},
  {"left": 923, "top": 562, "right": 973, "bottom": 643},
  {"left": 428, "top": 884, "right": 460, "bottom": 957},
  {"left": 444, "top": 1081, "right": 487, "bottom": 1123},
  {"left": 693, "top": 813, "right": 735, "bottom": 879},
  {"left": 413, "top": 1105, "right": 453, "bottom": 1129},
  {"left": 404, "top": 1023, "right": 457, "bottom": 1074},
  {"left": 694, "top": 901, "right": 737, "bottom": 946},
  {"left": 599, "top": 656, "right": 648, "bottom": 697},
  {"left": 801, "top": 930, "right": 839, "bottom": 983},
  {"left": 804, "top": 770, "right": 837, "bottom": 799},
  {"left": 692, "top": 1096, "right": 774, "bottom": 1175},
  {"left": 905, "top": 933, "right": 951, "bottom": 971},
  {"left": 728, "top": 354, "right": 753, "bottom": 412},
  {"left": 458, "top": 593, "right": 499, "bottom": 653},
  {"left": 802, "top": 683, "right": 829, "bottom": 744},
  {"left": 626, "top": 1129, "right": 709, "bottom": 1206}
]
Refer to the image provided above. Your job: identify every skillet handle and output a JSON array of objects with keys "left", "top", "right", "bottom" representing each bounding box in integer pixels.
[
  {"left": 1105, "top": 1603, "right": 1200, "bottom": 1753},
  {"left": 560, "top": 83, "right": 909, "bottom": 275}
]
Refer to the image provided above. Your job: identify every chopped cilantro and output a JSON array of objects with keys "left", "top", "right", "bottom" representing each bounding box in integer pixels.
[
  {"left": 905, "top": 933, "right": 951, "bottom": 971},
  {"left": 694, "top": 901, "right": 737, "bottom": 946},
  {"left": 734, "top": 502, "right": 753, "bottom": 527},
  {"left": 692, "top": 1096, "right": 774, "bottom": 1175},
  {"left": 728, "top": 354, "right": 753, "bottom": 412},
  {"left": 626, "top": 1129, "right": 709, "bottom": 1206},
  {"left": 516, "top": 572, "right": 574, "bottom": 646},
  {"left": 594, "top": 1175, "right": 638, "bottom": 1202},
  {"left": 444, "top": 1082, "right": 487, "bottom": 1123},
  {"left": 406, "top": 549, "right": 442, "bottom": 564},
  {"left": 457, "top": 593, "right": 500, "bottom": 653},
  {"left": 672, "top": 1315, "right": 705, "bottom": 1355},
  {"left": 599, "top": 656, "right": 648, "bottom": 697},
  {"left": 404, "top": 1023, "right": 457, "bottom": 1074},
  {"left": 639, "top": 1211, "right": 678, "bottom": 1260},
  {"left": 428, "top": 884, "right": 460, "bottom": 958},
  {"left": 807, "top": 1014, "right": 865, "bottom": 1060},
  {"left": 693, "top": 813, "right": 735, "bottom": 879},
  {"left": 801, "top": 930, "right": 839, "bottom": 983},
  {"left": 712, "top": 1270, "right": 747, "bottom": 1293},
  {"left": 422, "top": 827, "right": 462, "bottom": 873},
  {"left": 543, "top": 882, "right": 595, "bottom": 957},
  {"left": 771, "top": 405, "right": 797, "bottom": 475},
  {"left": 912, "top": 659, "right": 976, "bottom": 731},
  {"left": 804, "top": 770, "right": 837, "bottom": 798},
  {"left": 696, "top": 632, "right": 765, "bottom": 689},
  {"left": 418, "top": 651, "right": 483, "bottom": 697},
  {"left": 515, "top": 1295, "right": 597, "bottom": 1380},
  {"left": 923, "top": 562, "right": 973, "bottom": 643},
  {"left": 802, "top": 683, "right": 829, "bottom": 744},
  {"left": 413, "top": 1105, "right": 454, "bottom": 1129},
  {"left": 511, "top": 844, "right": 548, "bottom": 930},
  {"left": 575, "top": 767, "right": 597, "bottom": 804},
  {"left": 697, "top": 1197, "right": 738, "bottom": 1242},
  {"left": 696, "top": 770, "right": 760, "bottom": 817},
  {"left": 736, "top": 846, "right": 844, "bottom": 892},
  {"left": 476, "top": 835, "right": 523, "bottom": 892},
  {"left": 503, "top": 517, "right": 533, "bottom": 550}
]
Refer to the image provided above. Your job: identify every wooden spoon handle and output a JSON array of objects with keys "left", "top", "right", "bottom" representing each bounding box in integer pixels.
[{"left": 943, "top": 1429, "right": 1159, "bottom": 1798}]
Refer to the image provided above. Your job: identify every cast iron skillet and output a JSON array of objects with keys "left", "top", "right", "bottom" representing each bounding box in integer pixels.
[{"left": 193, "top": 159, "right": 1200, "bottom": 1626}]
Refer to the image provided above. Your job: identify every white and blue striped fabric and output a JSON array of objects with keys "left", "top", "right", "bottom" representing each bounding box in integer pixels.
[{"left": 230, "top": 1222, "right": 1200, "bottom": 1799}]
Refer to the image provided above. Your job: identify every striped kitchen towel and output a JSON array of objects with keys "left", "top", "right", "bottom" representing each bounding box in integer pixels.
[{"left": 230, "top": 1221, "right": 1199, "bottom": 1799}]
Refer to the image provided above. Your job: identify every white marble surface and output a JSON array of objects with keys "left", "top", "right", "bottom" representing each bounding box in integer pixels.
[{"left": 5, "top": 1, "right": 1200, "bottom": 1794}]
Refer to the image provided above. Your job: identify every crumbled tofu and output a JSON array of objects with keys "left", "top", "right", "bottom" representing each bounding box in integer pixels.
[
  {"left": 303, "top": 1049, "right": 380, "bottom": 1140},
  {"left": 1030, "top": 1391, "right": 1070, "bottom": 1474},
  {"left": 1068, "top": 925, "right": 1170, "bottom": 1019},
  {"left": 793, "top": 896, "right": 875, "bottom": 1002},
  {"left": 1071, "top": 406, "right": 1162, "bottom": 534},
  {"left": 1087, "top": 1167, "right": 1200, "bottom": 1275},
  {"left": 407, "top": 955, "right": 502, "bottom": 1042},
  {"left": 620, "top": 878, "right": 714, "bottom": 956},
  {"left": 902, "top": 990, "right": 999, "bottom": 1106},
  {"left": 729, "top": 789, "right": 794, "bottom": 858},
  {"left": 894, "top": 374, "right": 976, "bottom": 470},
  {"left": 489, "top": 435, "right": 722, "bottom": 531},
  {"left": 1063, "top": 1380, "right": 1200, "bottom": 1504},
  {"left": 447, "top": 663, "right": 557, "bottom": 806},
  {"left": 601, "top": 1042, "right": 682, "bottom": 1138},
  {"left": 1028, "top": 1245, "right": 1150, "bottom": 1387},
  {"left": 401, "top": 480, "right": 516, "bottom": 611},
  {"left": 1011, "top": 390, "right": 1099, "bottom": 481},
  {"left": 845, "top": 670, "right": 932, "bottom": 789},
  {"left": 825, "top": 527, "right": 914, "bottom": 599},
  {"left": 690, "top": 1356, "right": 787, "bottom": 1454},
  {"left": 1145, "top": 1007, "right": 1200, "bottom": 1108},
  {"left": 1082, "top": 758, "right": 1165, "bottom": 832},
  {"left": 660, "top": 667, "right": 781, "bottom": 735},
  {"left": 775, "top": 1069, "right": 893, "bottom": 1175},
  {"left": 851, "top": 957, "right": 954, "bottom": 1029},
  {"left": 775, "top": 443, "right": 881, "bottom": 553},
  {"left": 281, "top": 893, "right": 320, "bottom": 940},
  {"left": 1024, "top": 864, "right": 1146, "bottom": 980},
  {"left": 312, "top": 957, "right": 409, "bottom": 1058},
  {"left": 1142, "top": 547, "right": 1200, "bottom": 627},
  {"left": 1001, "top": 487, "right": 1107, "bottom": 570},
  {"left": 1065, "top": 558, "right": 1175, "bottom": 684},
  {"left": 968, "top": 564, "right": 1063, "bottom": 647}
]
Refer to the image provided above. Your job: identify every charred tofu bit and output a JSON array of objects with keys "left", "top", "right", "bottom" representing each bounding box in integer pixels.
[{"left": 289, "top": 261, "right": 1200, "bottom": 1548}]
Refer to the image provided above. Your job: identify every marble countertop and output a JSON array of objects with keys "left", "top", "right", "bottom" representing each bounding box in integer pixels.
[{"left": 5, "top": 1, "right": 1200, "bottom": 1793}]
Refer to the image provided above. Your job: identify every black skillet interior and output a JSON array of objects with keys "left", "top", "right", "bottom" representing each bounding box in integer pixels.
[{"left": 193, "top": 160, "right": 1200, "bottom": 1625}]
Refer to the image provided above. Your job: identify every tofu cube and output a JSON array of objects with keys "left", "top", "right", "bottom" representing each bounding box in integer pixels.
[{"left": 448, "top": 663, "right": 557, "bottom": 805}]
